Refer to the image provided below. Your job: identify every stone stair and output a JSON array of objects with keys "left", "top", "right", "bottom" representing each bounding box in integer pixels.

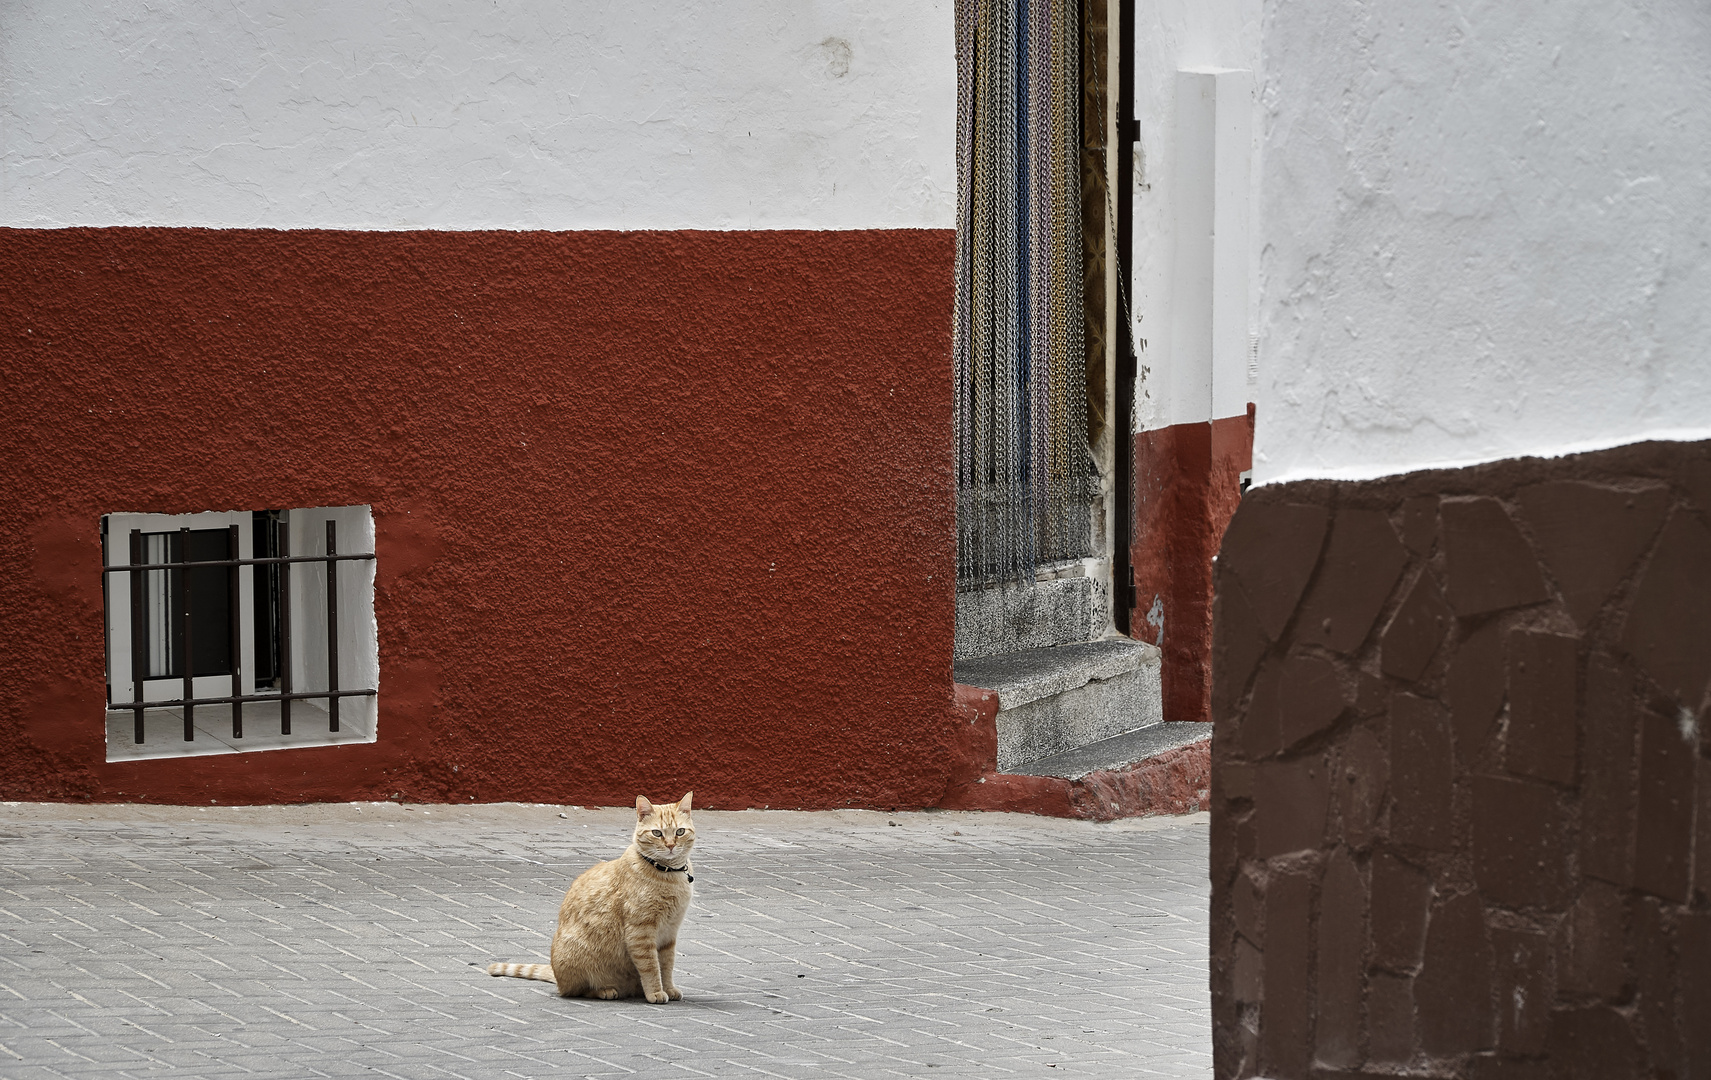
[
  {"left": 947, "top": 579, "right": 1211, "bottom": 816},
  {"left": 953, "top": 637, "right": 1164, "bottom": 771},
  {"left": 1005, "top": 721, "right": 1213, "bottom": 781}
]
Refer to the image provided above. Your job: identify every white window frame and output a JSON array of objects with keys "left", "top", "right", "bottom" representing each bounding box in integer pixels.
[{"left": 102, "top": 504, "right": 379, "bottom": 762}]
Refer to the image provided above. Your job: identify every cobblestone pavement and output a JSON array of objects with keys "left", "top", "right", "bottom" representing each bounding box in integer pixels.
[{"left": 0, "top": 801, "right": 1211, "bottom": 1080}]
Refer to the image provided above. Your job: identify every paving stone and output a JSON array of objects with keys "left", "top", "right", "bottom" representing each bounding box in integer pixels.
[
  {"left": 1620, "top": 509, "right": 1711, "bottom": 707},
  {"left": 1699, "top": 758, "right": 1711, "bottom": 906},
  {"left": 1546, "top": 1005, "right": 1644, "bottom": 1080},
  {"left": 1312, "top": 850, "right": 1365, "bottom": 1070},
  {"left": 1444, "top": 616, "right": 1512, "bottom": 770},
  {"left": 1273, "top": 655, "right": 1350, "bottom": 752},
  {"left": 1369, "top": 850, "right": 1431, "bottom": 972},
  {"left": 1630, "top": 896, "right": 1683, "bottom": 1077},
  {"left": 1401, "top": 495, "right": 1439, "bottom": 557},
  {"left": 1240, "top": 658, "right": 1289, "bottom": 760},
  {"left": 1212, "top": 574, "right": 1271, "bottom": 726},
  {"left": 1332, "top": 725, "right": 1387, "bottom": 852},
  {"left": 1472, "top": 776, "right": 1570, "bottom": 912},
  {"left": 1379, "top": 568, "right": 1453, "bottom": 685},
  {"left": 1490, "top": 927, "right": 1552, "bottom": 1055},
  {"left": 1633, "top": 705, "right": 1697, "bottom": 903},
  {"left": 1253, "top": 757, "right": 1331, "bottom": 858},
  {"left": 1559, "top": 880, "right": 1628, "bottom": 1002},
  {"left": 1259, "top": 871, "right": 1313, "bottom": 1078},
  {"left": 1580, "top": 654, "right": 1639, "bottom": 887},
  {"left": 0, "top": 802, "right": 1212, "bottom": 1079},
  {"left": 1680, "top": 911, "right": 1711, "bottom": 1075},
  {"left": 1415, "top": 890, "right": 1494, "bottom": 1056},
  {"left": 1466, "top": 1055, "right": 1550, "bottom": 1080},
  {"left": 1516, "top": 481, "right": 1671, "bottom": 629},
  {"left": 1504, "top": 629, "right": 1580, "bottom": 786},
  {"left": 1219, "top": 501, "right": 1330, "bottom": 642},
  {"left": 1295, "top": 510, "right": 1409, "bottom": 655},
  {"left": 1441, "top": 498, "right": 1550, "bottom": 617},
  {"left": 1364, "top": 972, "right": 1414, "bottom": 1065},
  {"left": 1388, "top": 693, "right": 1454, "bottom": 851}
]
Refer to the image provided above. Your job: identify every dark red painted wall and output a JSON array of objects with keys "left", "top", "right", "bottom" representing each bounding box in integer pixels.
[
  {"left": 1, "top": 227, "right": 961, "bottom": 808},
  {"left": 1132, "top": 408, "right": 1255, "bottom": 726}
]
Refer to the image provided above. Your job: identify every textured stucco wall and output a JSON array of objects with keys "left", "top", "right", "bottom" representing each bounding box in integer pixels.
[
  {"left": 1131, "top": 410, "right": 1252, "bottom": 725},
  {"left": 2, "top": 228, "right": 961, "bottom": 808},
  {"left": 1122, "top": 2, "right": 1261, "bottom": 729},
  {"left": 1255, "top": 1, "right": 1711, "bottom": 483},
  {"left": 1, "top": 0, "right": 955, "bottom": 230}
]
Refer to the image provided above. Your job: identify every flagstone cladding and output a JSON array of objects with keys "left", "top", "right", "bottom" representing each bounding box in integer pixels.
[{"left": 1209, "top": 437, "right": 1711, "bottom": 1078}]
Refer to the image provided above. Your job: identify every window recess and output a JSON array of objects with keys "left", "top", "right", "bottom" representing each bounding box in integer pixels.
[{"left": 100, "top": 505, "right": 378, "bottom": 762}]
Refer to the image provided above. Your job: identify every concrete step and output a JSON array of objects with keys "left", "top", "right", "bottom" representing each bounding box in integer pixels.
[
  {"left": 954, "top": 575, "right": 1110, "bottom": 660},
  {"left": 1005, "top": 722, "right": 1211, "bottom": 781},
  {"left": 952, "top": 637, "right": 1163, "bottom": 773}
]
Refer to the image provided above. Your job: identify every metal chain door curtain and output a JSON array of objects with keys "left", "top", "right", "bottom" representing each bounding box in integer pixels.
[{"left": 954, "top": 0, "right": 1093, "bottom": 588}]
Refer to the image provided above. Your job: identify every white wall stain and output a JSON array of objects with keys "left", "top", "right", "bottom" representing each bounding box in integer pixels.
[{"left": 1144, "top": 594, "right": 1165, "bottom": 645}]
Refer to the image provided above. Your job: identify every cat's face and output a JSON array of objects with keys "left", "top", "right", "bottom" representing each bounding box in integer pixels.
[{"left": 634, "top": 792, "right": 695, "bottom": 865}]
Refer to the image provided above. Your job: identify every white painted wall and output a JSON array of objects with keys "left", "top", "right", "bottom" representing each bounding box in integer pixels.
[
  {"left": 1255, "top": 0, "right": 1711, "bottom": 483},
  {"left": 1128, "top": 0, "right": 1263, "bottom": 432},
  {"left": 289, "top": 505, "right": 379, "bottom": 731},
  {"left": 1, "top": 0, "right": 955, "bottom": 230}
]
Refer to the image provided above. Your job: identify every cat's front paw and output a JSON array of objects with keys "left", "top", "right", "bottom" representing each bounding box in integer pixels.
[
  {"left": 666, "top": 985, "right": 682, "bottom": 1001},
  {"left": 645, "top": 989, "right": 671, "bottom": 1004}
]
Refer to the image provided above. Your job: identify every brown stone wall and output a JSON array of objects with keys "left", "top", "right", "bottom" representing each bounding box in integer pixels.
[{"left": 1210, "top": 439, "right": 1711, "bottom": 1078}]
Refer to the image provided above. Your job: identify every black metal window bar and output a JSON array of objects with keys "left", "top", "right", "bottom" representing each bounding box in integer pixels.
[{"left": 104, "top": 519, "right": 376, "bottom": 745}]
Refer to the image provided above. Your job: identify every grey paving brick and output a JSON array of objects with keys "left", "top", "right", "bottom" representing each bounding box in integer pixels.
[{"left": 0, "top": 802, "right": 1210, "bottom": 1078}]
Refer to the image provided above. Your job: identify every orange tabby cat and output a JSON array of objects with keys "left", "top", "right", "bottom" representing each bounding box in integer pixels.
[{"left": 488, "top": 792, "right": 695, "bottom": 1003}]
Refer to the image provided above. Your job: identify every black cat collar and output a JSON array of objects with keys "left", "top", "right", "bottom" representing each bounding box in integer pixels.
[{"left": 644, "top": 857, "right": 693, "bottom": 882}]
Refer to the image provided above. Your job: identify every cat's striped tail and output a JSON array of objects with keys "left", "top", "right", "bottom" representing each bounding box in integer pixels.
[{"left": 487, "top": 962, "right": 555, "bottom": 983}]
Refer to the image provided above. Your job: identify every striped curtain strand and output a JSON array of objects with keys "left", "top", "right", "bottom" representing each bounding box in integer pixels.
[{"left": 954, "top": 0, "right": 1093, "bottom": 588}]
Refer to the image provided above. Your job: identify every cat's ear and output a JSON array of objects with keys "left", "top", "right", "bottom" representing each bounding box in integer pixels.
[
  {"left": 678, "top": 791, "right": 693, "bottom": 813},
  {"left": 636, "top": 795, "right": 654, "bottom": 820}
]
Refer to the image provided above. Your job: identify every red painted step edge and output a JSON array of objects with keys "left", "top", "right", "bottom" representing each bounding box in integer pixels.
[{"left": 936, "top": 683, "right": 1210, "bottom": 820}]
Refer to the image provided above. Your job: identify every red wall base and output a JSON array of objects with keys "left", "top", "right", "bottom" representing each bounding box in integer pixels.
[
  {"left": 2, "top": 227, "right": 961, "bottom": 810},
  {"left": 1131, "top": 407, "right": 1255, "bottom": 726}
]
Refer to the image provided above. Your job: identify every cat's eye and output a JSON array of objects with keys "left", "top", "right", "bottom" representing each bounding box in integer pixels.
[
  {"left": 675, "top": 828, "right": 686, "bottom": 836},
  {"left": 651, "top": 829, "right": 663, "bottom": 836}
]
